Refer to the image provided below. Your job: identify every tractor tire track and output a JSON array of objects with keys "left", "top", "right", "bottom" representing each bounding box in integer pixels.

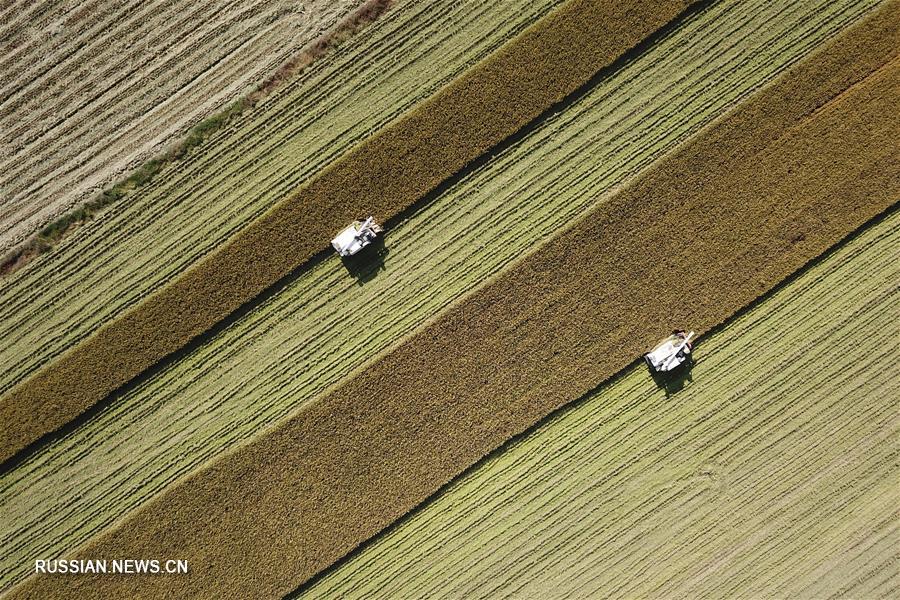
[
  {"left": 0, "top": 0, "right": 880, "bottom": 591},
  {"left": 8, "top": 3, "right": 898, "bottom": 597}
]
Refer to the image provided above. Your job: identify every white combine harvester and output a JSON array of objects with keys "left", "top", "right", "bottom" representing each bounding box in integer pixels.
[
  {"left": 331, "top": 217, "right": 383, "bottom": 257},
  {"left": 644, "top": 330, "right": 695, "bottom": 374}
]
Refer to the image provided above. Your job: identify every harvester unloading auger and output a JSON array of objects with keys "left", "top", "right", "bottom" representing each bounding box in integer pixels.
[{"left": 644, "top": 330, "right": 695, "bottom": 374}]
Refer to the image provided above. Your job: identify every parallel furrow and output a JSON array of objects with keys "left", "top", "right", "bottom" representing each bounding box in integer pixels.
[{"left": 0, "top": 0, "right": 882, "bottom": 591}]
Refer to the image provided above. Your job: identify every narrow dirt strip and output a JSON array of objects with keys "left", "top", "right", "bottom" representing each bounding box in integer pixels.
[
  {"left": 0, "top": 0, "right": 699, "bottom": 466},
  {"left": 10, "top": 3, "right": 898, "bottom": 599}
]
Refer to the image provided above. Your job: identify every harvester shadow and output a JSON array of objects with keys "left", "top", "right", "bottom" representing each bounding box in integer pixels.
[
  {"left": 339, "top": 236, "right": 389, "bottom": 285},
  {"left": 649, "top": 356, "right": 694, "bottom": 397}
]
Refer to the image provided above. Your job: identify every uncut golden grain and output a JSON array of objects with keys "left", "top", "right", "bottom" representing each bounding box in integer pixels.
[
  {"left": 10, "top": 3, "right": 898, "bottom": 598},
  {"left": 0, "top": 0, "right": 698, "bottom": 465}
]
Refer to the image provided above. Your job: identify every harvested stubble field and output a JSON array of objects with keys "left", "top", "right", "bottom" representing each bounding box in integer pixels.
[
  {"left": 0, "top": 0, "right": 365, "bottom": 253},
  {"left": 302, "top": 210, "right": 900, "bottom": 600},
  {"left": 0, "top": 0, "right": 879, "bottom": 591},
  {"left": 0, "top": 0, "right": 699, "bottom": 465},
  {"left": 0, "top": 0, "right": 561, "bottom": 395},
  {"left": 0, "top": 0, "right": 573, "bottom": 464},
  {"left": 9, "top": 2, "right": 897, "bottom": 596}
]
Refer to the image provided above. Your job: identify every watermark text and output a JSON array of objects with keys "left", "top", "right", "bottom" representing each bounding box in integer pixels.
[{"left": 35, "top": 559, "right": 188, "bottom": 575}]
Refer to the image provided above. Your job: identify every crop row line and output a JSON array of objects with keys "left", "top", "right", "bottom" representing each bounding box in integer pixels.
[
  {"left": 10, "top": 4, "right": 897, "bottom": 596},
  {"left": 0, "top": 0, "right": 881, "bottom": 589}
]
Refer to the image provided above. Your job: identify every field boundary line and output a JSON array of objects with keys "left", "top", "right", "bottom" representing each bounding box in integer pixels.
[
  {"left": 9, "top": 2, "right": 898, "bottom": 597},
  {"left": 0, "top": 0, "right": 704, "bottom": 467}
]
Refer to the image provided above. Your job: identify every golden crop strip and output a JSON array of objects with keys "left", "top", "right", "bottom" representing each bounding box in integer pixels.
[
  {"left": 0, "top": 0, "right": 698, "bottom": 465},
  {"left": 1, "top": 0, "right": 877, "bottom": 592},
  {"left": 11, "top": 2, "right": 898, "bottom": 598},
  {"left": 302, "top": 214, "right": 900, "bottom": 599}
]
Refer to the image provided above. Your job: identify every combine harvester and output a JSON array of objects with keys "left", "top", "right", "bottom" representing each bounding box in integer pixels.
[
  {"left": 331, "top": 217, "right": 383, "bottom": 257},
  {"left": 644, "top": 330, "right": 695, "bottom": 374}
]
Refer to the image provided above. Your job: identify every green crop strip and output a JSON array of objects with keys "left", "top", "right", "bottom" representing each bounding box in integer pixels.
[
  {"left": 10, "top": 3, "right": 898, "bottom": 598},
  {"left": 0, "top": 0, "right": 698, "bottom": 465},
  {"left": 1, "top": 0, "right": 876, "bottom": 591},
  {"left": 302, "top": 211, "right": 900, "bottom": 599}
]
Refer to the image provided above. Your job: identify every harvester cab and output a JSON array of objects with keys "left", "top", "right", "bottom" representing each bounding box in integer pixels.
[
  {"left": 644, "top": 330, "right": 695, "bottom": 374},
  {"left": 331, "top": 217, "right": 383, "bottom": 257}
]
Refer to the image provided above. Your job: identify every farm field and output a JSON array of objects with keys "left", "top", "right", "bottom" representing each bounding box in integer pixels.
[
  {"left": 0, "top": 0, "right": 566, "bottom": 427},
  {"left": 0, "top": 0, "right": 699, "bottom": 463},
  {"left": 0, "top": 0, "right": 882, "bottom": 591},
  {"left": 0, "top": 0, "right": 365, "bottom": 252},
  {"left": 7, "top": 0, "right": 897, "bottom": 595},
  {"left": 302, "top": 210, "right": 900, "bottom": 600}
]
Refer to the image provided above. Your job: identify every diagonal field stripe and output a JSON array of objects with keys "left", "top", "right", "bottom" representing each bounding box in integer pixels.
[
  {"left": 0, "top": 0, "right": 703, "bottom": 467},
  {"left": 9, "top": 2, "right": 898, "bottom": 598}
]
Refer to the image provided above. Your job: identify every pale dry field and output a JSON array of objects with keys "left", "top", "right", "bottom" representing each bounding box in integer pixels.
[{"left": 0, "top": 0, "right": 363, "bottom": 252}]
